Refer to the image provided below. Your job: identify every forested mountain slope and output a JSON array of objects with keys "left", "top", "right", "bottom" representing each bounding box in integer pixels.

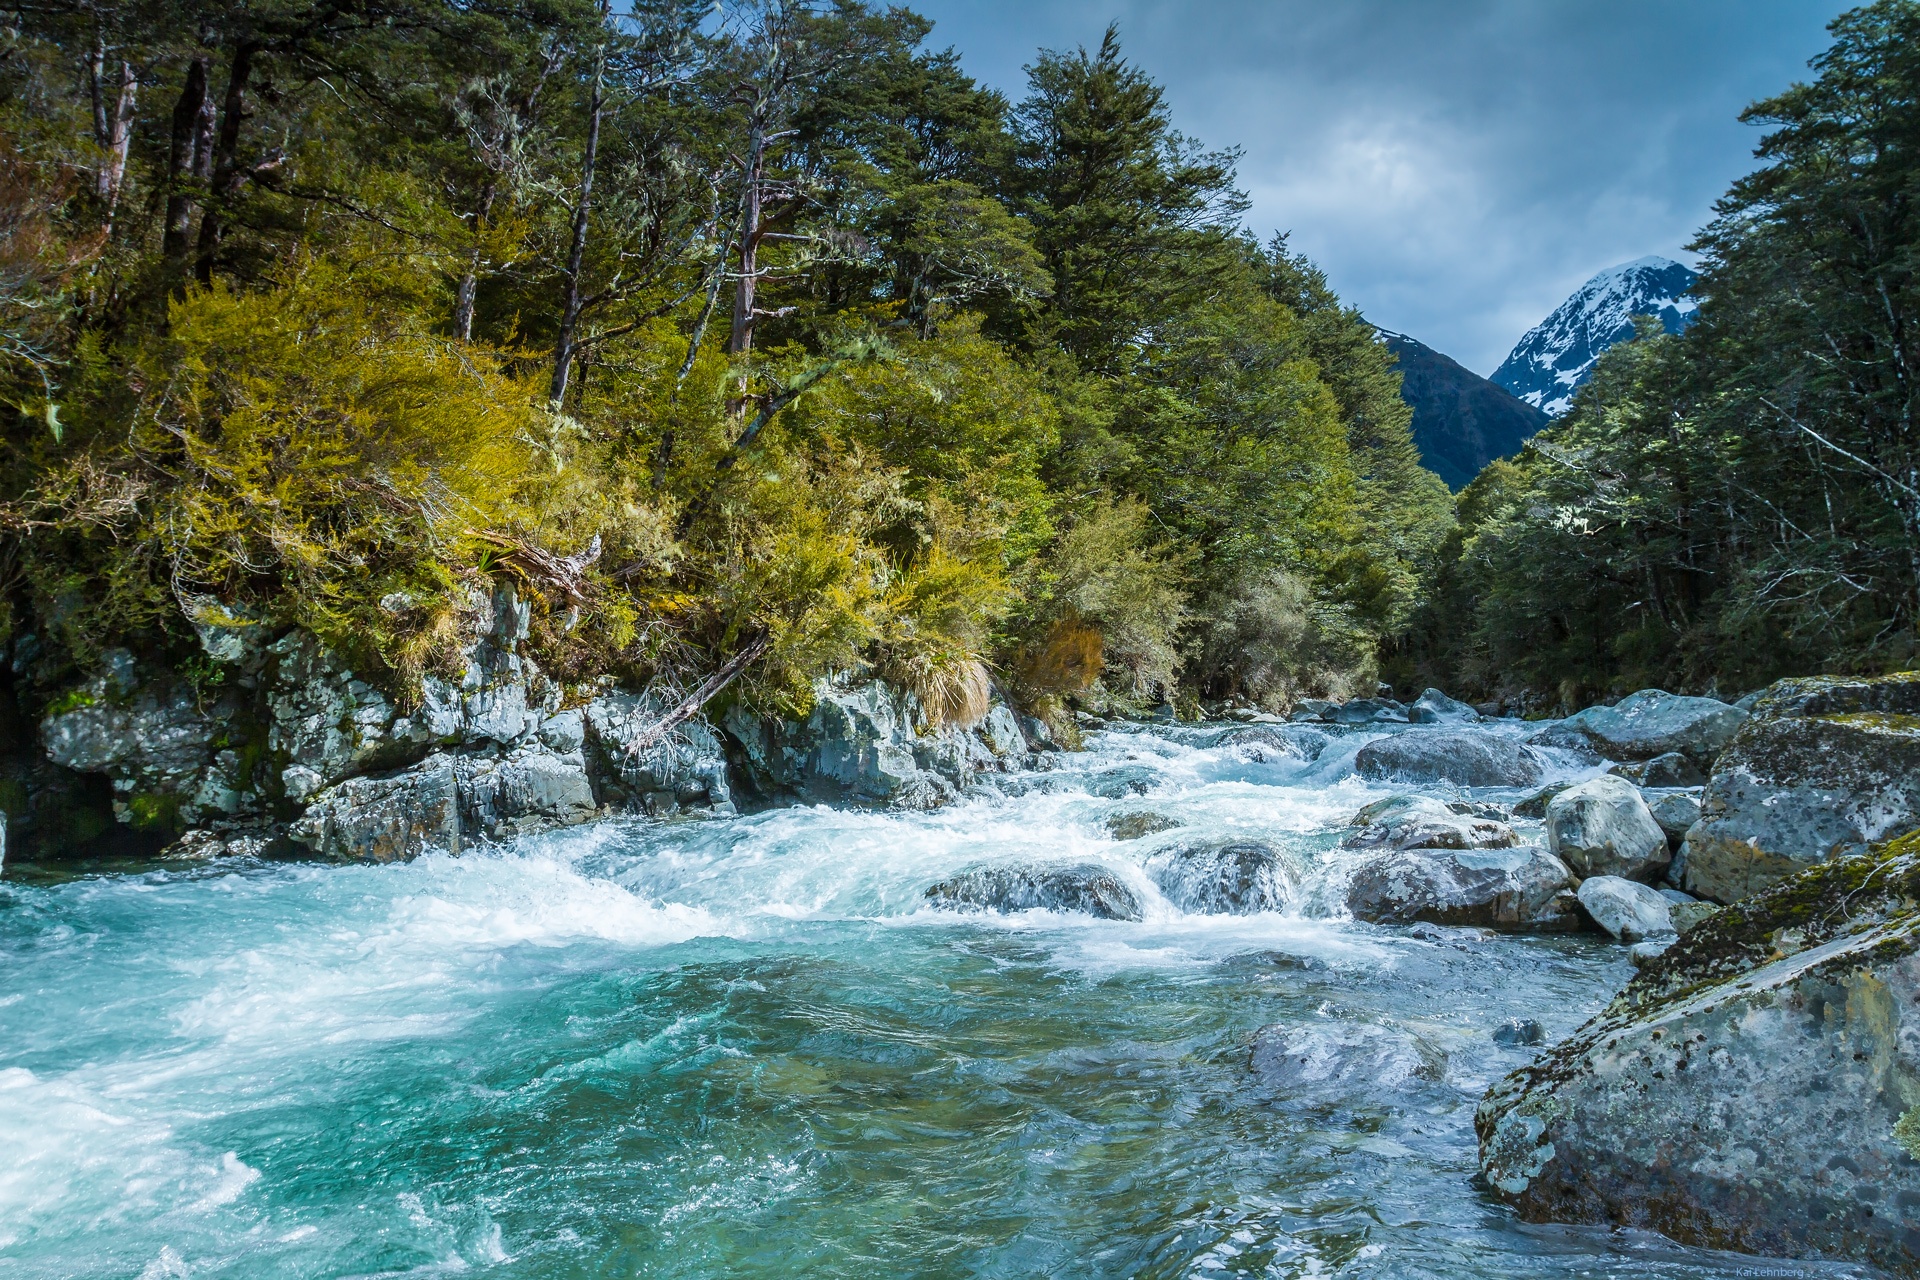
[{"left": 1381, "top": 332, "right": 1547, "bottom": 491}]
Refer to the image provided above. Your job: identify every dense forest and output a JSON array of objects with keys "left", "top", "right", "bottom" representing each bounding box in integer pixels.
[
  {"left": 0, "top": 0, "right": 1452, "bottom": 738},
  {"left": 1396, "top": 0, "right": 1920, "bottom": 711}
]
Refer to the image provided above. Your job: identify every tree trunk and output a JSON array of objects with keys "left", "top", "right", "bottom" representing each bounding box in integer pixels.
[
  {"left": 453, "top": 179, "right": 498, "bottom": 341},
  {"left": 194, "top": 41, "right": 259, "bottom": 284},
  {"left": 728, "top": 114, "right": 767, "bottom": 355},
  {"left": 549, "top": 37, "right": 605, "bottom": 406},
  {"left": 163, "top": 55, "right": 214, "bottom": 271},
  {"left": 88, "top": 37, "right": 137, "bottom": 224}
]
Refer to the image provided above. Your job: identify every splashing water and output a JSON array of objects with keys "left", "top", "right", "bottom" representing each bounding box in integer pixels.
[{"left": 0, "top": 724, "right": 1881, "bottom": 1278}]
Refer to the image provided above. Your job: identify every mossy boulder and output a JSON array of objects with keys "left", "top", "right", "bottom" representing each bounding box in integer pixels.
[
  {"left": 1525, "top": 689, "right": 1747, "bottom": 766},
  {"left": 1682, "top": 671, "right": 1920, "bottom": 904},
  {"left": 1476, "top": 835, "right": 1920, "bottom": 1275}
]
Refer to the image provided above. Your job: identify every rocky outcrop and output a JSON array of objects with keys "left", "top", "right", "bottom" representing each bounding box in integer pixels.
[
  {"left": 924, "top": 863, "right": 1143, "bottom": 920},
  {"left": 1353, "top": 729, "right": 1546, "bottom": 788},
  {"left": 1346, "top": 844, "right": 1577, "bottom": 931},
  {"left": 1477, "top": 838, "right": 1920, "bottom": 1275},
  {"left": 1574, "top": 875, "right": 1674, "bottom": 942},
  {"left": 1681, "top": 672, "right": 1920, "bottom": 905},
  {"left": 1545, "top": 775, "right": 1668, "bottom": 881},
  {"left": 1341, "top": 794, "right": 1519, "bottom": 852},
  {"left": 1527, "top": 689, "right": 1746, "bottom": 765},
  {"left": 1146, "top": 839, "right": 1294, "bottom": 914},
  {"left": 724, "top": 678, "right": 1030, "bottom": 810}
]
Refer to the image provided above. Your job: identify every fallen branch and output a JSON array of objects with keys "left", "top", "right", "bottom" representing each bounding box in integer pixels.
[{"left": 625, "top": 632, "right": 771, "bottom": 757}]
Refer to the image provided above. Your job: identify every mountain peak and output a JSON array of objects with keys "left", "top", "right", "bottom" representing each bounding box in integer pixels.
[
  {"left": 1492, "top": 257, "right": 1699, "bottom": 416},
  {"left": 1384, "top": 331, "right": 1548, "bottom": 491}
]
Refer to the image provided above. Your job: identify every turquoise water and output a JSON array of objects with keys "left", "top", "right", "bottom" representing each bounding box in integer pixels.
[{"left": 0, "top": 726, "right": 1883, "bottom": 1278}]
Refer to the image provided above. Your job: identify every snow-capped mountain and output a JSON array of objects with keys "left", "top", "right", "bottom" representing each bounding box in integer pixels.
[{"left": 1491, "top": 256, "right": 1699, "bottom": 416}]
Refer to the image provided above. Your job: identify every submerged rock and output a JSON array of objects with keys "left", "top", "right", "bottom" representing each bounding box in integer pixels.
[
  {"left": 1574, "top": 875, "right": 1674, "bottom": 943},
  {"left": 1682, "top": 672, "right": 1920, "bottom": 904},
  {"left": 924, "top": 863, "right": 1143, "bottom": 921},
  {"left": 1353, "top": 730, "right": 1546, "bottom": 788},
  {"left": 1105, "top": 810, "right": 1183, "bottom": 841},
  {"left": 1545, "top": 776, "right": 1668, "bottom": 881},
  {"left": 1492, "top": 1018, "right": 1545, "bottom": 1047},
  {"left": 1146, "top": 838, "right": 1293, "bottom": 914},
  {"left": 1341, "top": 794, "right": 1519, "bottom": 852},
  {"left": 1212, "top": 723, "right": 1326, "bottom": 762},
  {"left": 1346, "top": 844, "right": 1577, "bottom": 931},
  {"left": 1085, "top": 764, "right": 1162, "bottom": 798},
  {"left": 1477, "top": 838, "right": 1920, "bottom": 1275},
  {"left": 1251, "top": 1021, "right": 1446, "bottom": 1096},
  {"left": 1526, "top": 689, "right": 1747, "bottom": 765}
]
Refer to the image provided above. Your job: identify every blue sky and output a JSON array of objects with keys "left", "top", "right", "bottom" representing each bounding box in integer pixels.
[{"left": 907, "top": 0, "right": 1848, "bottom": 374}]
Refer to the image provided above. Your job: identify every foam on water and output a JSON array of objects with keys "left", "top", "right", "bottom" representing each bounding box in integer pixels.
[{"left": 0, "top": 722, "right": 1876, "bottom": 1278}]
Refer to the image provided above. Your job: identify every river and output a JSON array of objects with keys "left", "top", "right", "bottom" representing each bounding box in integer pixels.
[{"left": 0, "top": 721, "right": 1882, "bottom": 1278}]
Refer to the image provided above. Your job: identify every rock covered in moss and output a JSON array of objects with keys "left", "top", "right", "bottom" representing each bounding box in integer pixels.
[
  {"left": 1353, "top": 729, "right": 1546, "bottom": 788},
  {"left": 1682, "top": 671, "right": 1920, "bottom": 904},
  {"left": 1105, "top": 810, "right": 1182, "bottom": 841},
  {"left": 1476, "top": 838, "right": 1920, "bottom": 1275},
  {"left": 1526, "top": 689, "right": 1747, "bottom": 765},
  {"left": 1545, "top": 775, "right": 1669, "bottom": 881}
]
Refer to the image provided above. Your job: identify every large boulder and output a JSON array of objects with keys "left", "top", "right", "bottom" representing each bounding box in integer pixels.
[
  {"left": 1353, "top": 730, "right": 1546, "bottom": 788},
  {"left": 1408, "top": 688, "right": 1480, "bottom": 724},
  {"left": 1346, "top": 844, "right": 1577, "bottom": 931},
  {"left": 1574, "top": 875, "right": 1674, "bottom": 942},
  {"left": 1545, "top": 775, "right": 1669, "bottom": 881},
  {"left": 1682, "top": 672, "right": 1920, "bottom": 905},
  {"left": 1341, "top": 794, "right": 1519, "bottom": 852},
  {"left": 1330, "top": 697, "right": 1408, "bottom": 725},
  {"left": 925, "top": 863, "right": 1143, "bottom": 921},
  {"left": 1476, "top": 838, "right": 1920, "bottom": 1275},
  {"left": 1146, "top": 839, "right": 1294, "bottom": 914},
  {"left": 1527, "top": 689, "right": 1747, "bottom": 765},
  {"left": 725, "top": 678, "right": 1028, "bottom": 810},
  {"left": 1211, "top": 723, "right": 1326, "bottom": 762}
]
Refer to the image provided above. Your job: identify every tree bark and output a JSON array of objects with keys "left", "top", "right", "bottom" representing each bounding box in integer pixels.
[
  {"left": 452, "top": 179, "right": 498, "bottom": 341},
  {"left": 549, "top": 32, "right": 606, "bottom": 406},
  {"left": 727, "top": 113, "right": 766, "bottom": 355},
  {"left": 194, "top": 41, "right": 259, "bottom": 283},
  {"left": 163, "top": 55, "right": 214, "bottom": 271},
  {"left": 88, "top": 37, "right": 137, "bottom": 225}
]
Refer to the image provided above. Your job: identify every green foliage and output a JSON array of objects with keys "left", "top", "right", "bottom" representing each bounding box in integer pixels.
[{"left": 1898, "top": 1108, "right": 1920, "bottom": 1160}]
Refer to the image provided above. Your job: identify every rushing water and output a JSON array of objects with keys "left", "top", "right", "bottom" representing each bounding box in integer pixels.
[{"left": 0, "top": 723, "right": 1885, "bottom": 1279}]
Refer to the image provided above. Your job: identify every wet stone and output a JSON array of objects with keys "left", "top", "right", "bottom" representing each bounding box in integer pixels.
[{"left": 1105, "top": 810, "right": 1183, "bottom": 841}]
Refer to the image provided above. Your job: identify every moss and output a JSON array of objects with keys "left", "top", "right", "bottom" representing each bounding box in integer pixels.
[
  {"left": 42, "top": 687, "right": 97, "bottom": 717},
  {"left": 125, "top": 792, "right": 183, "bottom": 834},
  {"left": 1896, "top": 1108, "right": 1920, "bottom": 1160}
]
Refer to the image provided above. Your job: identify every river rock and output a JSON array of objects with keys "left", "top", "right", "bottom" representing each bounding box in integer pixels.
[
  {"left": 1085, "top": 764, "right": 1162, "bottom": 798},
  {"left": 1331, "top": 697, "right": 1408, "bottom": 725},
  {"left": 1342, "top": 794, "right": 1519, "bottom": 851},
  {"left": 1511, "top": 783, "right": 1571, "bottom": 819},
  {"left": 1609, "top": 752, "right": 1705, "bottom": 788},
  {"left": 1643, "top": 788, "right": 1702, "bottom": 847},
  {"left": 1213, "top": 723, "right": 1326, "bottom": 762},
  {"left": 924, "top": 863, "right": 1143, "bottom": 921},
  {"left": 585, "top": 691, "right": 734, "bottom": 815},
  {"left": 1408, "top": 688, "right": 1480, "bottom": 724},
  {"left": 1682, "top": 671, "right": 1920, "bottom": 905},
  {"left": 1574, "top": 875, "right": 1674, "bottom": 942},
  {"left": 1493, "top": 1018, "right": 1545, "bottom": 1047},
  {"left": 1346, "top": 844, "right": 1577, "bottom": 931},
  {"left": 1476, "top": 839, "right": 1920, "bottom": 1275},
  {"left": 1353, "top": 730, "right": 1546, "bottom": 788},
  {"left": 460, "top": 745, "right": 599, "bottom": 834},
  {"left": 288, "top": 756, "right": 461, "bottom": 862},
  {"left": 1106, "top": 810, "right": 1182, "bottom": 841},
  {"left": 1545, "top": 776, "right": 1668, "bottom": 881},
  {"left": 1146, "top": 839, "right": 1293, "bottom": 914},
  {"left": 1526, "top": 689, "right": 1747, "bottom": 765},
  {"left": 1251, "top": 1021, "right": 1446, "bottom": 1096}
]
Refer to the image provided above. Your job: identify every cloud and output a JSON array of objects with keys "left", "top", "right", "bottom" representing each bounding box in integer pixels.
[{"left": 909, "top": 0, "right": 1846, "bottom": 373}]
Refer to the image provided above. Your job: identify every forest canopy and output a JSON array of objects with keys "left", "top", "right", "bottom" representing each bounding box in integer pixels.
[{"left": 0, "top": 0, "right": 1452, "bottom": 730}]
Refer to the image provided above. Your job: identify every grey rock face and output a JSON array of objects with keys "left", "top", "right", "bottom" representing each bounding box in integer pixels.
[
  {"left": 585, "top": 691, "right": 733, "bottom": 816},
  {"left": 1477, "top": 846, "right": 1920, "bottom": 1275},
  {"left": 1251, "top": 1021, "right": 1446, "bottom": 1096},
  {"left": 288, "top": 757, "right": 461, "bottom": 862},
  {"left": 1146, "top": 839, "right": 1294, "bottom": 914},
  {"left": 1346, "top": 844, "right": 1576, "bottom": 931},
  {"left": 924, "top": 863, "right": 1143, "bottom": 921},
  {"left": 40, "top": 670, "right": 226, "bottom": 824},
  {"left": 1342, "top": 794, "right": 1519, "bottom": 852},
  {"left": 1354, "top": 730, "right": 1546, "bottom": 788},
  {"left": 1526, "top": 689, "right": 1747, "bottom": 765},
  {"left": 1682, "top": 672, "right": 1920, "bottom": 904},
  {"left": 1545, "top": 776, "right": 1669, "bottom": 881},
  {"left": 1574, "top": 875, "right": 1675, "bottom": 942},
  {"left": 725, "top": 678, "right": 1026, "bottom": 810}
]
